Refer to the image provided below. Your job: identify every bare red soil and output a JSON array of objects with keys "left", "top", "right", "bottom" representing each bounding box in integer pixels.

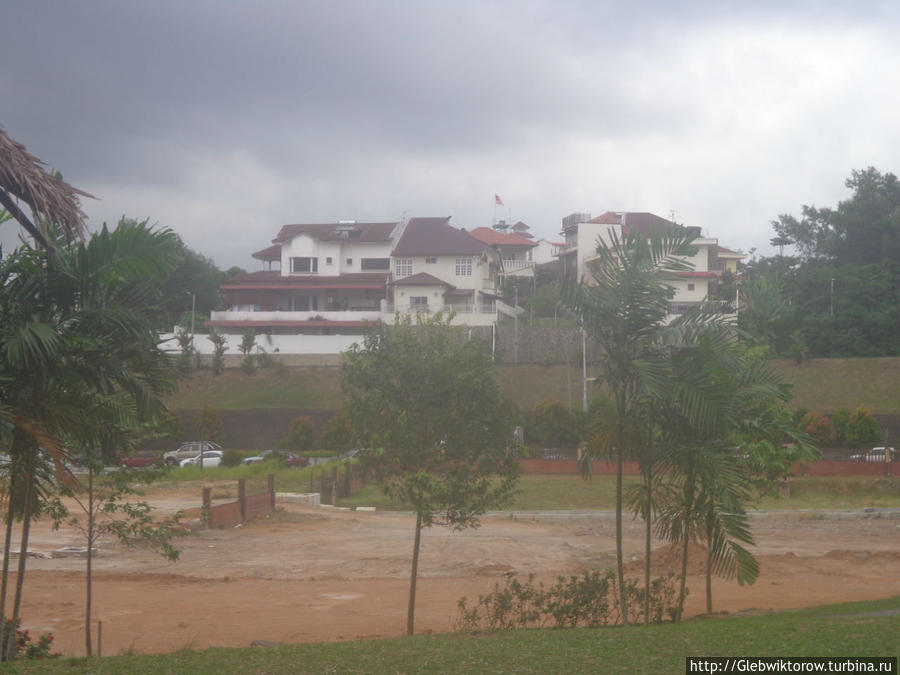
[{"left": 10, "top": 488, "right": 900, "bottom": 656}]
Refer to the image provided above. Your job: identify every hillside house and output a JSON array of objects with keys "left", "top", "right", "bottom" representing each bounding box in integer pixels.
[
  {"left": 558, "top": 211, "right": 744, "bottom": 317},
  {"left": 207, "top": 217, "right": 506, "bottom": 350}
]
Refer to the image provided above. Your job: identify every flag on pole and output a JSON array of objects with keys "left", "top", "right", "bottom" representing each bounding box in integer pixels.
[{"left": 495, "top": 194, "right": 504, "bottom": 206}]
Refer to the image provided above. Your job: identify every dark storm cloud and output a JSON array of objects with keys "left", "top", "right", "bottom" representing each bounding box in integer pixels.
[{"left": 2, "top": 1, "right": 900, "bottom": 267}]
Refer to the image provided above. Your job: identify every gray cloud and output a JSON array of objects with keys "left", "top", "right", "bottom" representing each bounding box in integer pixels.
[{"left": 2, "top": 1, "right": 900, "bottom": 267}]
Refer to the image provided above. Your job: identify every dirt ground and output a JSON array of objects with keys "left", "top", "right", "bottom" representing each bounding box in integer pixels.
[{"left": 9, "top": 486, "right": 900, "bottom": 657}]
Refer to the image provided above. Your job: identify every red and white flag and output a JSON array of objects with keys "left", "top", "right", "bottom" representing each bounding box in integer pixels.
[{"left": 495, "top": 194, "right": 504, "bottom": 206}]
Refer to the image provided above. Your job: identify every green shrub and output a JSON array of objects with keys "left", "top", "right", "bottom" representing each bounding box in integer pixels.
[
  {"left": 279, "top": 415, "right": 316, "bottom": 452},
  {"left": 456, "top": 569, "right": 679, "bottom": 631},
  {"left": 323, "top": 411, "right": 354, "bottom": 452},
  {"left": 526, "top": 402, "right": 579, "bottom": 448},
  {"left": 831, "top": 408, "right": 851, "bottom": 447},
  {"left": 802, "top": 411, "right": 835, "bottom": 446},
  {"left": 846, "top": 406, "right": 882, "bottom": 447},
  {"left": 221, "top": 450, "right": 245, "bottom": 467},
  {"left": 1, "top": 616, "right": 60, "bottom": 660}
]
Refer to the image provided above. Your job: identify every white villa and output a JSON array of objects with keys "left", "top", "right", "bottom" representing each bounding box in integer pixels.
[
  {"left": 205, "top": 217, "right": 513, "bottom": 350},
  {"left": 557, "top": 211, "right": 744, "bottom": 318}
]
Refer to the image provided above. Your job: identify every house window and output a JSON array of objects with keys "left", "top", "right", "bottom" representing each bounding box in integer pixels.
[
  {"left": 687, "top": 283, "right": 695, "bottom": 291},
  {"left": 425, "top": 257, "right": 437, "bottom": 264},
  {"left": 455, "top": 258, "right": 472, "bottom": 276},
  {"left": 346, "top": 258, "right": 353, "bottom": 266},
  {"left": 410, "top": 296, "right": 428, "bottom": 310},
  {"left": 326, "top": 257, "right": 333, "bottom": 264},
  {"left": 395, "top": 258, "right": 412, "bottom": 278},
  {"left": 361, "top": 258, "right": 390, "bottom": 270},
  {"left": 291, "top": 257, "right": 318, "bottom": 273}
]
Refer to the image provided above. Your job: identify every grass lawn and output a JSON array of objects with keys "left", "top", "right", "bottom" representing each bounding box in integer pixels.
[
  {"left": 163, "top": 358, "right": 900, "bottom": 414},
  {"left": 335, "top": 474, "right": 900, "bottom": 511},
  {"left": 8, "top": 597, "right": 899, "bottom": 673}
]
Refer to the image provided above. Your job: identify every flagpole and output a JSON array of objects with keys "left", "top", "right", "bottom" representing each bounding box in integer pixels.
[{"left": 493, "top": 195, "right": 497, "bottom": 226}]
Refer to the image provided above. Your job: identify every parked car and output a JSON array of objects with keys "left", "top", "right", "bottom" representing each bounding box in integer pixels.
[
  {"left": 164, "top": 441, "right": 222, "bottom": 466},
  {"left": 179, "top": 450, "right": 223, "bottom": 468},
  {"left": 849, "top": 447, "right": 896, "bottom": 462},
  {"left": 119, "top": 451, "right": 162, "bottom": 468},
  {"left": 242, "top": 449, "right": 309, "bottom": 468}
]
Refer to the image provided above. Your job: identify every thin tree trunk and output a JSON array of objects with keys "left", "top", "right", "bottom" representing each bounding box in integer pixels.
[
  {"left": 644, "top": 459, "right": 652, "bottom": 626},
  {"left": 615, "top": 445, "right": 629, "bottom": 626},
  {"left": 705, "top": 519, "right": 713, "bottom": 614},
  {"left": 0, "top": 472, "right": 16, "bottom": 661},
  {"left": 0, "top": 429, "right": 25, "bottom": 660},
  {"left": 11, "top": 459, "right": 34, "bottom": 640},
  {"left": 676, "top": 456, "right": 695, "bottom": 623},
  {"left": 406, "top": 512, "right": 423, "bottom": 636},
  {"left": 85, "top": 466, "right": 93, "bottom": 656}
]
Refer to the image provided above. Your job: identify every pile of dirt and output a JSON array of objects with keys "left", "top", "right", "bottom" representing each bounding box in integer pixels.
[{"left": 625, "top": 542, "right": 709, "bottom": 576}]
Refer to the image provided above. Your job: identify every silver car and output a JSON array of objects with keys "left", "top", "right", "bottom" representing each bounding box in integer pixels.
[{"left": 163, "top": 441, "right": 222, "bottom": 466}]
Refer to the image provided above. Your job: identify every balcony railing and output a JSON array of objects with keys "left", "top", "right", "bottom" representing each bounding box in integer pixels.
[{"left": 502, "top": 259, "right": 536, "bottom": 274}]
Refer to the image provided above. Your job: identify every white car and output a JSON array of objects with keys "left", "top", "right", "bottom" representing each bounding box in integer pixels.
[
  {"left": 849, "top": 447, "right": 895, "bottom": 463},
  {"left": 179, "top": 450, "right": 223, "bottom": 468}
]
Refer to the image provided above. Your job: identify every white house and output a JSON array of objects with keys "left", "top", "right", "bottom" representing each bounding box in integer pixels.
[
  {"left": 207, "top": 217, "right": 505, "bottom": 349},
  {"left": 559, "top": 211, "right": 744, "bottom": 318}
]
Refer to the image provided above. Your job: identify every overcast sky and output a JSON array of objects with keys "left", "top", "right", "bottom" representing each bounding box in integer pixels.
[{"left": 2, "top": 1, "right": 899, "bottom": 269}]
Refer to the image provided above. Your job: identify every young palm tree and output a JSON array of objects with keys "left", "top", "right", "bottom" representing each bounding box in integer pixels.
[
  {"left": 0, "top": 219, "right": 178, "bottom": 658},
  {"left": 563, "top": 229, "right": 696, "bottom": 625}
]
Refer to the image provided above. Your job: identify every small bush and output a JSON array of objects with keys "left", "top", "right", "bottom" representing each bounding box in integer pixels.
[
  {"left": 1, "top": 617, "right": 60, "bottom": 660},
  {"left": 221, "top": 450, "right": 245, "bottom": 467},
  {"left": 279, "top": 416, "right": 316, "bottom": 453},
  {"left": 455, "top": 569, "right": 679, "bottom": 631},
  {"left": 802, "top": 411, "right": 835, "bottom": 447},
  {"left": 846, "top": 406, "right": 882, "bottom": 447}
]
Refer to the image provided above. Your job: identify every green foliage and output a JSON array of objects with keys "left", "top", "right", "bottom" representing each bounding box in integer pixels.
[
  {"left": 801, "top": 411, "right": 835, "bottom": 447},
  {"left": 456, "top": 570, "right": 680, "bottom": 631},
  {"left": 207, "top": 330, "right": 227, "bottom": 375},
  {"left": 343, "top": 312, "right": 520, "bottom": 632},
  {"left": 196, "top": 407, "right": 223, "bottom": 443},
  {"left": 845, "top": 406, "right": 882, "bottom": 447},
  {"left": 0, "top": 617, "right": 59, "bottom": 660},
  {"left": 322, "top": 411, "right": 354, "bottom": 452},
  {"left": 279, "top": 415, "right": 316, "bottom": 453},
  {"left": 755, "top": 168, "right": 900, "bottom": 357},
  {"left": 220, "top": 450, "right": 245, "bottom": 467},
  {"left": 831, "top": 408, "right": 851, "bottom": 446},
  {"left": 344, "top": 312, "right": 519, "bottom": 528},
  {"left": 157, "top": 235, "right": 227, "bottom": 330},
  {"left": 526, "top": 402, "right": 579, "bottom": 448}
]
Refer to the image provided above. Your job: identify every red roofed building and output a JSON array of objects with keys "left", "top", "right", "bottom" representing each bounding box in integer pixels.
[
  {"left": 468, "top": 226, "right": 538, "bottom": 279},
  {"left": 558, "top": 211, "right": 745, "bottom": 319},
  {"left": 207, "top": 217, "right": 507, "bottom": 345}
]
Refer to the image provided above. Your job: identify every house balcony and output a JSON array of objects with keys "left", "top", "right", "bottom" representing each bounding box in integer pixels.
[
  {"left": 210, "top": 310, "right": 381, "bottom": 324},
  {"left": 502, "top": 259, "right": 535, "bottom": 276}
]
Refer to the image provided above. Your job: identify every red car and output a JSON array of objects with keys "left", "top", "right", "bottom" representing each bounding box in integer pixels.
[{"left": 119, "top": 451, "right": 162, "bottom": 468}]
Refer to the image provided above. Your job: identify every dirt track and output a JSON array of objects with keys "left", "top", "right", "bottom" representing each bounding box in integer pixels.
[{"left": 11, "top": 487, "right": 900, "bottom": 656}]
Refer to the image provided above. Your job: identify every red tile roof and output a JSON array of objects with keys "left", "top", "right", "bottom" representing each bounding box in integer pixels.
[
  {"left": 715, "top": 245, "right": 744, "bottom": 257},
  {"left": 272, "top": 222, "right": 396, "bottom": 244},
  {"left": 468, "top": 227, "right": 538, "bottom": 248},
  {"left": 251, "top": 244, "right": 281, "bottom": 261},
  {"left": 390, "top": 272, "right": 454, "bottom": 288},
  {"left": 392, "top": 217, "right": 488, "bottom": 256}
]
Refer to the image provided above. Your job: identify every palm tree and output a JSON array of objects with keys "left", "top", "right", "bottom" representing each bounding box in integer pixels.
[
  {"left": 0, "top": 127, "right": 92, "bottom": 246},
  {"left": 563, "top": 229, "right": 696, "bottom": 625},
  {"left": 652, "top": 320, "right": 790, "bottom": 620},
  {"left": 0, "top": 219, "right": 178, "bottom": 658}
]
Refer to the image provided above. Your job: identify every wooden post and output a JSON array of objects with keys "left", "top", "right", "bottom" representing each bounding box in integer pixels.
[
  {"left": 320, "top": 469, "right": 326, "bottom": 503},
  {"left": 97, "top": 620, "right": 102, "bottom": 658},
  {"left": 344, "top": 464, "right": 351, "bottom": 497},
  {"left": 202, "top": 487, "right": 212, "bottom": 528},
  {"left": 238, "top": 478, "right": 247, "bottom": 522},
  {"left": 268, "top": 474, "right": 275, "bottom": 511},
  {"left": 331, "top": 466, "right": 338, "bottom": 505}
]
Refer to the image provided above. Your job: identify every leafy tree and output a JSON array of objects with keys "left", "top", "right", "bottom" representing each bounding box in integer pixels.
[
  {"left": 831, "top": 408, "right": 851, "bottom": 447},
  {"left": 343, "top": 313, "right": 520, "bottom": 635},
  {"left": 322, "top": 411, "right": 354, "bottom": 453},
  {"left": 562, "top": 228, "right": 696, "bottom": 626},
  {"left": 157, "top": 235, "right": 227, "bottom": 330},
  {"left": 0, "top": 219, "right": 179, "bottom": 659},
  {"left": 207, "top": 330, "right": 227, "bottom": 375},
  {"left": 526, "top": 402, "right": 579, "bottom": 449},
  {"left": 846, "top": 407, "right": 882, "bottom": 448},
  {"left": 196, "top": 408, "right": 223, "bottom": 445},
  {"left": 801, "top": 411, "right": 835, "bottom": 447},
  {"left": 59, "top": 457, "right": 180, "bottom": 656},
  {"left": 280, "top": 416, "right": 316, "bottom": 453}
]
